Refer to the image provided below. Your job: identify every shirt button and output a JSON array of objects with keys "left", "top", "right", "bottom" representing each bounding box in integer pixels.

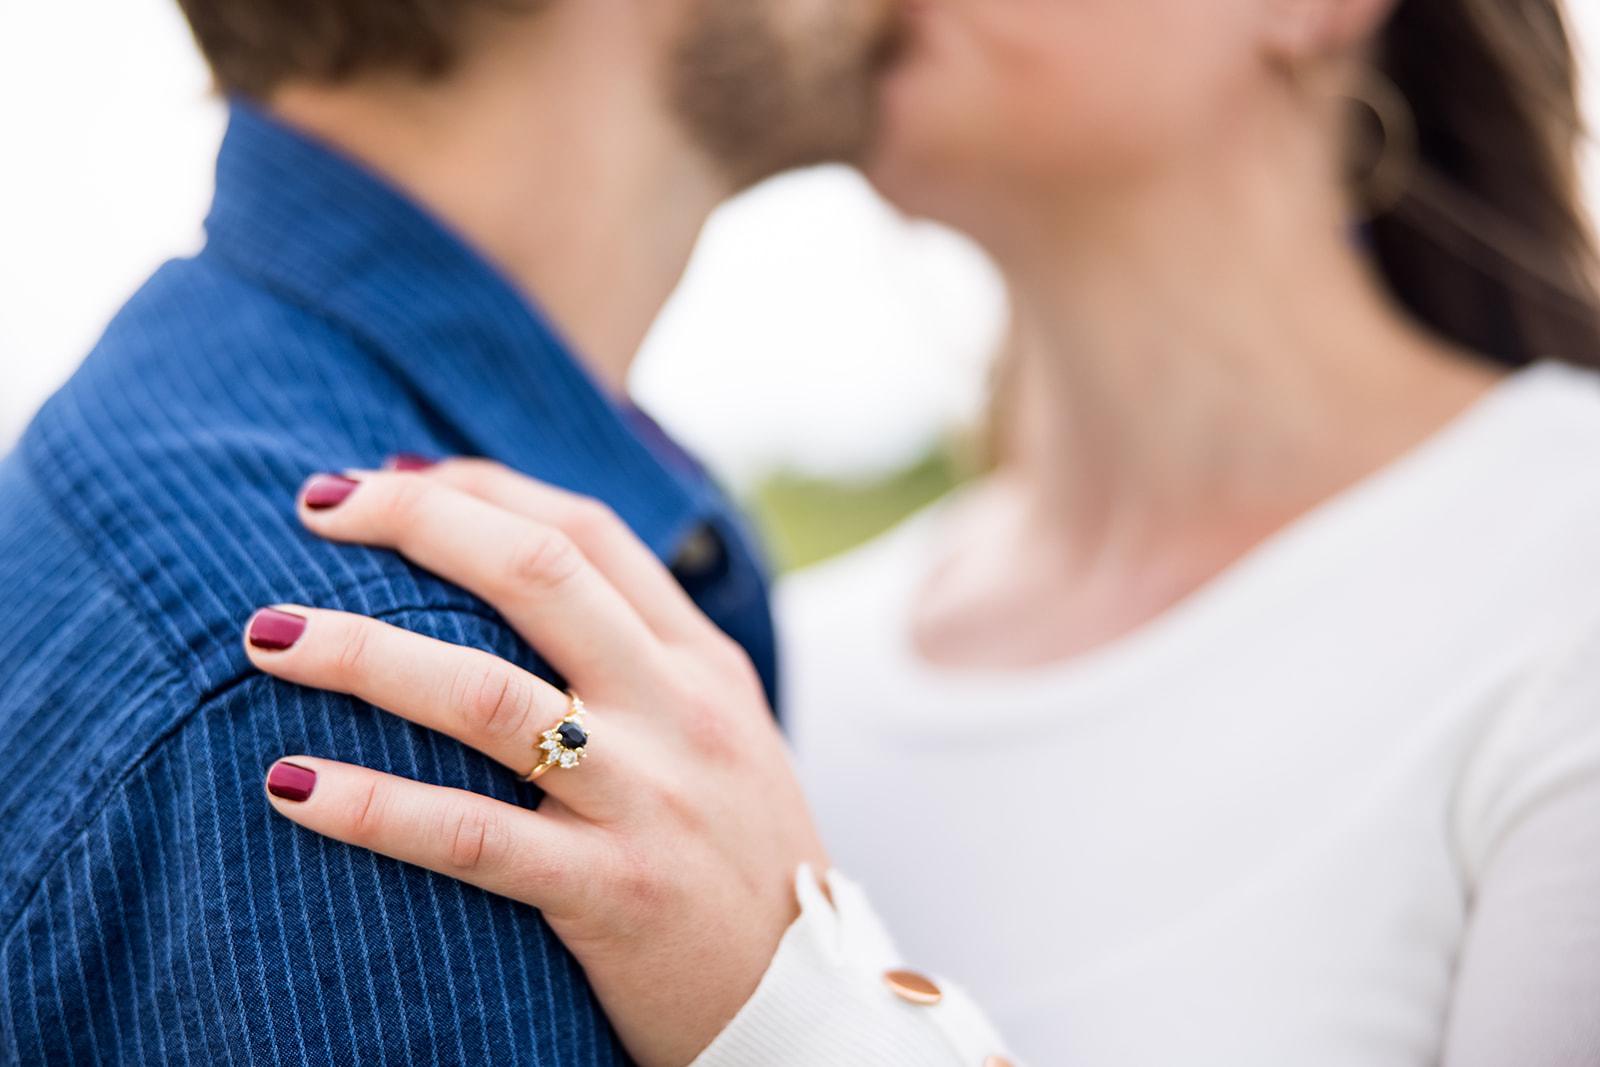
[
  {"left": 671, "top": 524, "right": 725, "bottom": 580},
  {"left": 883, "top": 969, "right": 943, "bottom": 1006}
]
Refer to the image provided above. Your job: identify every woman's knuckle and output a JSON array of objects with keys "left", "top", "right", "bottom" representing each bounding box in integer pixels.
[
  {"left": 534, "top": 849, "right": 595, "bottom": 912},
  {"left": 612, "top": 845, "right": 675, "bottom": 916},
  {"left": 669, "top": 675, "right": 723, "bottom": 729},
  {"left": 444, "top": 805, "right": 504, "bottom": 873},
  {"left": 662, "top": 786, "right": 702, "bottom": 830},
  {"left": 681, "top": 685, "right": 716, "bottom": 721},
  {"left": 562, "top": 499, "right": 619, "bottom": 546},
  {"left": 505, "top": 529, "right": 585, "bottom": 594},
  {"left": 707, "top": 634, "right": 759, "bottom": 685},
  {"left": 533, "top": 846, "right": 613, "bottom": 925},
  {"left": 683, "top": 698, "right": 741, "bottom": 765},
  {"left": 333, "top": 622, "right": 374, "bottom": 682},
  {"left": 378, "top": 475, "right": 429, "bottom": 527},
  {"left": 455, "top": 658, "right": 535, "bottom": 740},
  {"left": 347, "top": 780, "right": 387, "bottom": 844},
  {"left": 439, "top": 457, "right": 500, "bottom": 494}
]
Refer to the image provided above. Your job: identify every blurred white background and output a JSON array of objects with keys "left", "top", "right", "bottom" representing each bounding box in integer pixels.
[{"left": 3, "top": 2, "right": 1598, "bottom": 488}]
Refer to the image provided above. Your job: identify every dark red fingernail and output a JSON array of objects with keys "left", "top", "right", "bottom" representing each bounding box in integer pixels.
[
  {"left": 303, "top": 473, "right": 359, "bottom": 510},
  {"left": 384, "top": 453, "right": 436, "bottom": 472},
  {"left": 267, "top": 761, "right": 317, "bottom": 802},
  {"left": 248, "top": 608, "right": 307, "bottom": 651}
]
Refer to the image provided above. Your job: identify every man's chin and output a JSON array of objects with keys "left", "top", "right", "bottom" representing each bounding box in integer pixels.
[
  {"left": 811, "top": 46, "right": 909, "bottom": 178},
  {"left": 671, "top": 0, "right": 903, "bottom": 190}
]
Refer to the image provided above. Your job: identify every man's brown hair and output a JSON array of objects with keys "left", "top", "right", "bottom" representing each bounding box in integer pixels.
[{"left": 174, "top": 0, "right": 537, "bottom": 98}]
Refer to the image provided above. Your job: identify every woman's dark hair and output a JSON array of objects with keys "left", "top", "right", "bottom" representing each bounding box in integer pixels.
[{"left": 1373, "top": 0, "right": 1600, "bottom": 368}]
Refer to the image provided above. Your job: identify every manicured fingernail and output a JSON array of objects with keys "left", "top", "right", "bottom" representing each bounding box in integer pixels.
[
  {"left": 384, "top": 453, "right": 436, "bottom": 472},
  {"left": 303, "top": 473, "right": 359, "bottom": 510},
  {"left": 267, "top": 761, "right": 317, "bottom": 802},
  {"left": 248, "top": 608, "right": 307, "bottom": 651}
]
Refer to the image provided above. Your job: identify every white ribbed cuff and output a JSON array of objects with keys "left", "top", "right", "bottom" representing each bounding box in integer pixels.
[{"left": 689, "top": 865, "right": 1014, "bottom": 1067}]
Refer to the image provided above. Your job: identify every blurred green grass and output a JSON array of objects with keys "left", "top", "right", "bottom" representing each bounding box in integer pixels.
[{"left": 746, "top": 444, "right": 969, "bottom": 573}]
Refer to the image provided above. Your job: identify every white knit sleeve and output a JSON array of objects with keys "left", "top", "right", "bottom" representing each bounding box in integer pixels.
[
  {"left": 689, "top": 866, "right": 1017, "bottom": 1067},
  {"left": 1445, "top": 618, "right": 1600, "bottom": 1066}
]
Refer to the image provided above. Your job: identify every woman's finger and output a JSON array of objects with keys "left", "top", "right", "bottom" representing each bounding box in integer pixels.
[
  {"left": 262, "top": 755, "right": 599, "bottom": 919},
  {"left": 297, "top": 471, "right": 665, "bottom": 697},
  {"left": 244, "top": 605, "right": 630, "bottom": 816},
  {"left": 243, "top": 607, "right": 567, "bottom": 765},
  {"left": 417, "top": 458, "right": 721, "bottom": 647}
]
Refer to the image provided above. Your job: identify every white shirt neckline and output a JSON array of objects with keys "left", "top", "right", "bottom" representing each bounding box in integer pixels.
[{"left": 864, "top": 361, "right": 1588, "bottom": 729}]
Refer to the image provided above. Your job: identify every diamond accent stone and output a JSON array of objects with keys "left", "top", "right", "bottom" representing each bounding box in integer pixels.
[{"left": 530, "top": 692, "right": 591, "bottom": 773}]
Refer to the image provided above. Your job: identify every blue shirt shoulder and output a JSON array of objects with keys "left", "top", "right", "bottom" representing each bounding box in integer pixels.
[
  {"left": 0, "top": 103, "right": 775, "bottom": 1066},
  {"left": 0, "top": 255, "right": 628, "bottom": 1065}
]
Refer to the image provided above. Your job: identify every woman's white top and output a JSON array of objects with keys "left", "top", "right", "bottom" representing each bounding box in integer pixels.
[{"left": 696, "top": 362, "right": 1600, "bottom": 1067}]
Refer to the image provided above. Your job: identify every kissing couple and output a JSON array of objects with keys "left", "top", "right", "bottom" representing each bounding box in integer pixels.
[{"left": 5, "top": 0, "right": 1600, "bottom": 1064}]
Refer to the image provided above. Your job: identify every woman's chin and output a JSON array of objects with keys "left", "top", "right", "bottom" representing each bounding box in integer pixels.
[
  {"left": 861, "top": 94, "right": 977, "bottom": 227},
  {"left": 860, "top": 148, "right": 931, "bottom": 220},
  {"left": 861, "top": 72, "right": 933, "bottom": 197}
]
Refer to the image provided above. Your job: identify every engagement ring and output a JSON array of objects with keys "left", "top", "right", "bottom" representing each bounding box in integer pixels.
[{"left": 522, "top": 690, "right": 590, "bottom": 782}]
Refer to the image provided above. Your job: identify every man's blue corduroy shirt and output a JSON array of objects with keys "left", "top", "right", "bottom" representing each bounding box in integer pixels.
[{"left": 0, "top": 103, "right": 778, "bottom": 1065}]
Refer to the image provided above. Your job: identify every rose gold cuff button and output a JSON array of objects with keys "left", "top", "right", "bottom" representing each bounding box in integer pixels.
[
  {"left": 883, "top": 969, "right": 942, "bottom": 1006},
  {"left": 983, "top": 1057, "right": 1016, "bottom": 1067}
]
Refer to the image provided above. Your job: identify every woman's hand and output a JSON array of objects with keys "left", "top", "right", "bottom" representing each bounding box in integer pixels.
[{"left": 245, "top": 460, "right": 829, "bottom": 1067}]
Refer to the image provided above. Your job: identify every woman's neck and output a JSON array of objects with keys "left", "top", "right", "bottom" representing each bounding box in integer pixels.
[
  {"left": 917, "top": 177, "right": 1502, "bottom": 669},
  {"left": 1011, "top": 254, "right": 1485, "bottom": 548}
]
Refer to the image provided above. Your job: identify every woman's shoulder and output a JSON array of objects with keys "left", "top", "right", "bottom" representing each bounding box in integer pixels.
[
  {"left": 1489, "top": 359, "right": 1600, "bottom": 465},
  {"left": 1479, "top": 360, "right": 1600, "bottom": 573},
  {"left": 1304, "top": 361, "right": 1600, "bottom": 698},
  {"left": 1419, "top": 361, "right": 1600, "bottom": 594}
]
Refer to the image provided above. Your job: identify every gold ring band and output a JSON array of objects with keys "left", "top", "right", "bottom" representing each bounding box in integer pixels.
[{"left": 521, "top": 689, "right": 590, "bottom": 783}]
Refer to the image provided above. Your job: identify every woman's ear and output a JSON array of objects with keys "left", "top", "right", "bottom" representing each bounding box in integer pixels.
[{"left": 1261, "top": 0, "right": 1399, "bottom": 64}]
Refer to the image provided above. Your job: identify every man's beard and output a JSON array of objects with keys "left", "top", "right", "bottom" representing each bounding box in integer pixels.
[{"left": 668, "top": 0, "right": 900, "bottom": 189}]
